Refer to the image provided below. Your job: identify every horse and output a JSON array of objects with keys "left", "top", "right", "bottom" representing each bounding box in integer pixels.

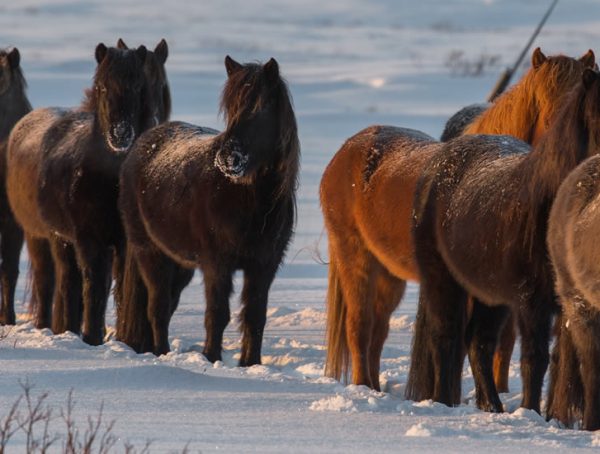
[
  {"left": 546, "top": 117, "right": 600, "bottom": 431},
  {"left": 117, "top": 56, "right": 299, "bottom": 365},
  {"left": 440, "top": 103, "right": 488, "bottom": 142},
  {"left": 407, "top": 67, "right": 600, "bottom": 415},
  {"left": 0, "top": 47, "right": 31, "bottom": 325},
  {"left": 6, "top": 42, "right": 155, "bottom": 345},
  {"left": 320, "top": 48, "right": 595, "bottom": 392}
]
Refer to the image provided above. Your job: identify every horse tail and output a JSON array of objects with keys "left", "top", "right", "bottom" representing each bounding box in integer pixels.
[
  {"left": 324, "top": 254, "right": 349, "bottom": 383},
  {"left": 405, "top": 292, "right": 434, "bottom": 401},
  {"left": 115, "top": 241, "right": 152, "bottom": 353},
  {"left": 546, "top": 315, "right": 583, "bottom": 427}
]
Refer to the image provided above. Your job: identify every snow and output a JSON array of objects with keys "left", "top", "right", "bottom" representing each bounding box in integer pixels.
[{"left": 2, "top": 0, "right": 600, "bottom": 451}]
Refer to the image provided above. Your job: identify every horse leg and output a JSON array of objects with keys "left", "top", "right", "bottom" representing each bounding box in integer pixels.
[
  {"left": 76, "top": 242, "right": 112, "bottom": 346},
  {"left": 135, "top": 246, "right": 174, "bottom": 355},
  {"left": 201, "top": 264, "right": 233, "bottom": 363},
  {"left": 49, "top": 238, "right": 82, "bottom": 334},
  {"left": 369, "top": 267, "right": 405, "bottom": 391},
  {"left": 239, "top": 262, "right": 282, "bottom": 367},
  {"left": 569, "top": 311, "right": 600, "bottom": 430},
  {"left": 545, "top": 312, "right": 582, "bottom": 426},
  {"left": 414, "top": 265, "right": 466, "bottom": 406},
  {"left": 465, "top": 301, "right": 508, "bottom": 412},
  {"left": 26, "top": 236, "right": 54, "bottom": 329},
  {"left": 517, "top": 297, "right": 553, "bottom": 413},
  {"left": 0, "top": 215, "right": 23, "bottom": 325},
  {"left": 493, "top": 311, "right": 516, "bottom": 393},
  {"left": 169, "top": 264, "right": 194, "bottom": 317}
]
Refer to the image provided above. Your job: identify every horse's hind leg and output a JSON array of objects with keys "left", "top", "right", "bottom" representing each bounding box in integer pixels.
[
  {"left": 569, "top": 311, "right": 600, "bottom": 430},
  {"left": 0, "top": 215, "right": 23, "bottom": 325},
  {"left": 201, "top": 263, "right": 233, "bottom": 363},
  {"left": 517, "top": 295, "right": 553, "bottom": 413},
  {"left": 369, "top": 267, "right": 405, "bottom": 391},
  {"left": 49, "top": 238, "right": 82, "bottom": 334},
  {"left": 493, "top": 312, "right": 516, "bottom": 393},
  {"left": 135, "top": 246, "right": 175, "bottom": 356},
  {"left": 465, "top": 301, "right": 508, "bottom": 412},
  {"left": 26, "top": 236, "right": 54, "bottom": 329}
]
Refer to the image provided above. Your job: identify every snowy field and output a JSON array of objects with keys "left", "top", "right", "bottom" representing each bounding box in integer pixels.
[{"left": 2, "top": 0, "right": 600, "bottom": 451}]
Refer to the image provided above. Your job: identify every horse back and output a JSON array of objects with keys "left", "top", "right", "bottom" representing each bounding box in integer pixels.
[{"left": 416, "top": 134, "right": 538, "bottom": 305}]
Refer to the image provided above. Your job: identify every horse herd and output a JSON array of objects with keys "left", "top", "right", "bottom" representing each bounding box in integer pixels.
[{"left": 0, "top": 40, "right": 599, "bottom": 430}]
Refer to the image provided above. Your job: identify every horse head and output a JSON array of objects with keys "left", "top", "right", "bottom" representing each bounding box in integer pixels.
[
  {"left": 528, "top": 47, "right": 595, "bottom": 144},
  {"left": 0, "top": 48, "right": 23, "bottom": 97},
  {"left": 92, "top": 43, "right": 148, "bottom": 154},
  {"left": 117, "top": 38, "right": 171, "bottom": 127},
  {"left": 216, "top": 56, "right": 298, "bottom": 187}
]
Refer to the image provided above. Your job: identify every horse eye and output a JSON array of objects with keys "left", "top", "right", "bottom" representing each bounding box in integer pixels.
[{"left": 96, "top": 85, "right": 107, "bottom": 93}]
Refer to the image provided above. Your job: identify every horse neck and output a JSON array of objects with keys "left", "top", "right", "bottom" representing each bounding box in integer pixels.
[
  {"left": 0, "top": 84, "right": 31, "bottom": 139},
  {"left": 525, "top": 106, "right": 591, "bottom": 203}
]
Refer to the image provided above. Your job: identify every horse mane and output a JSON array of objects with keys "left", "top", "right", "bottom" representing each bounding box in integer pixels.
[
  {"left": 219, "top": 62, "right": 300, "bottom": 200},
  {"left": 0, "top": 49, "right": 27, "bottom": 91},
  {"left": 464, "top": 55, "right": 587, "bottom": 142},
  {"left": 520, "top": 74, "right": 600, "bottom": 255}
]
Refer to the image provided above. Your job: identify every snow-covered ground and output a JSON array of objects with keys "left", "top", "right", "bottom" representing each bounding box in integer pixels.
[{"left": 2, "top": 0, "right": 600, "bottom": 451}]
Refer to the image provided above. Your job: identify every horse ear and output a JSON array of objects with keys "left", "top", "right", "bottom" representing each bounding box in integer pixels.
[
  {"left": 225, "top": 55, "right": 242, "bottom": 77},
  {"left": 531, "top": 47, "right": 547, "bottom": 69},
  {"left": 95, "top": 43, "right": 108, "bottom": 64},
  {"left": 135, "top": 45, "right": 147, "bottom": 64},
  {"left": 154, "top": 39, "right": 168, "bottom": 65},
  {"left": 7, "top": 47, "right": 20, "bottom": 69},
  {"left": 117, "top": 38, "right": 128, "bottom": 50},
  {"left": 579, "top": 49, "right": 595, "bottom": 68},
  {"left": 582, "top": 68, "right": 598, "bottom": 89},
  {"left": 264, "top": 58, "right": 279, "bottom": 82}
]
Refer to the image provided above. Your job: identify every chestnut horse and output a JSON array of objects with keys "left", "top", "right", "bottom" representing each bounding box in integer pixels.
[
  {"left": 408, "top": 68, "right": 600, "bottom": 414},
  {"left": 6, "top": 43, "right": 154, "bottom": 344},
  {"left": 546, "top": 92, "right": 600, "bottom": 430},
  {"left": 321, "top": 48, "right": 595, "bottom": 392},
  {"left": 117, "top": 56, "right": 299, "bottom": 365},
  {"left": 0, "top": 47, "right": 31, "bottom": 325}
]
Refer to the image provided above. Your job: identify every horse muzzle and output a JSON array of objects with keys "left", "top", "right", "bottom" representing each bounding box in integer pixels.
[
  {"left": 215, "top": 140, "right": 250, "bottom": 181},
  {"left": 107, "top": 121, "right": 136, "bottom": 153}
]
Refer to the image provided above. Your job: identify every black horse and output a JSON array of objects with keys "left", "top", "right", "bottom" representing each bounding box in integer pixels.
[
  {"left": 0, "top": 47, "right": 31, "bottom": 325},
  {"left": 6, "top": 42, "right": 159, "bottom": 345},
  {"left": 117, "top": 56, "right": 299, "bottom": 366},
  {"left": 407, "top": 68, "right": 600, "bottom": 414}
]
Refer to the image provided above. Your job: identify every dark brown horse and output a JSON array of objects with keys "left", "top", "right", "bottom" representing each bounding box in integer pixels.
[
  {"left": 6, "top": 43, "right": 155, "bottom": 345},
  {"left": 0, "top": 47, "right": 31, "bottom": 325},
  {"left": 321, "top": 49, "right": 595, "bottom": 392},
  {"left": 440, "top": 103, "right": 488, "bottom": 142},
  {"left": 407, "top": 68, "right": 600, "bottom": 414},
  {"left": 546, "top": 94, "right": 600, "bottom": 430},
  {"left": 117, "top": 56, "right": 299, "bottom": 366}
]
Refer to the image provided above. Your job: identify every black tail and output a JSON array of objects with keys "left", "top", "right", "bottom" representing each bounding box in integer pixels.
[
  {"left": 115, "top": 241, "right": 153, "bottom": 353},
  {"left": 546, "top": 316, "right": 583, "bottom": 427}
]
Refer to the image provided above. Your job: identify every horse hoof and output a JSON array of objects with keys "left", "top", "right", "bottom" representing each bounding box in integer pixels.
[
  {"left": 0, "top": 314, "right": 16, "bottom": 326},
  {"left": 202, "top": 350, "right": 222, "bottom": 363},
  {"left": 82, "top": 333, "right": 103, "bottom": 346}
]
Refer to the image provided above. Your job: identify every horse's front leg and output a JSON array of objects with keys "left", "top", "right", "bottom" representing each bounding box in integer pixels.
[
  {"left": 50, "top": 237, "right": 82, "bottom": 334},
  {"left": 201, "top": 264, "right": 233, "bottom": 363},
  {"left": 239, "top": 264, "right": 278, "bottom": 367},
  {"left": 77, "top": 242, "right": 112, "bottom": 346}
]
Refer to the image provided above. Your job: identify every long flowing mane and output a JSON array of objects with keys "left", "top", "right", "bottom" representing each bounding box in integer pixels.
[
  {"left": 519, "top": 71, "right": 600, "bottom": 255},
  {"left": 465, "top": 54, "right": 591, "bottom": 143},
  {"left": 219, "top": 62, "right": 300, "bottom": 199}
]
